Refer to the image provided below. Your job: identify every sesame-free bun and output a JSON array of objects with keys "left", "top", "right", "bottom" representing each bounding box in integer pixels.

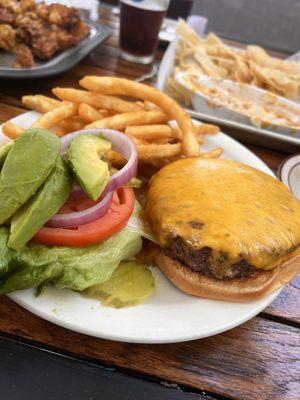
[
  {"left": 146, "top": 158, "right": 300, "bottom": 301},
  {"left": 156, "top": 251, "right": 300, "bottom": 302}
]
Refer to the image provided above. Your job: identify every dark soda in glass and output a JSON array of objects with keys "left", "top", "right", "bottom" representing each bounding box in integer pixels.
[{"left": 120, "top": 0, "right": 169, "bottom": 64}]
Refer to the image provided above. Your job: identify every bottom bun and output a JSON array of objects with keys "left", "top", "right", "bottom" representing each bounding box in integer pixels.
[{"left": 156, "top": 251, "right": 300, "bottom": 302}]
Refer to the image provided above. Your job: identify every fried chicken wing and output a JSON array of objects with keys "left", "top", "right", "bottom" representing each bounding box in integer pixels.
[
  {"left": 0, "top": 0, "right": 90, "bottom": 68},
  {"left": 0, "top": 23, "right": 16, "bottom": 51},
  {"left": 19, "top": 0, "right": 36, "bottom": 12},
  {"left": 16, "top": 14, "right": 59, "bottom": 59},
  {"left": 31, "top": 31, "right": 59, "bottom": 59},
  {"left": 12, "top": 44, "right": 34, "bottom": 67},
  {"left": 70, "top": 20, "right": 91, "bottom": 41},
  {"left": 0, "top": 0, "right": 21, "bottom": 24},
  {"left": 47, "top": 4, "right": 79, "bottom": 29}
]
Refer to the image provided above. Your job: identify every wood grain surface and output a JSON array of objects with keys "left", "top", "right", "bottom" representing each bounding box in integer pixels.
[
  {"left": 0, "top": 297, "right": 299, "bottom": 400},
  {"left": 0, "top": 5, "right": 299, "bottom": 400},
  {"left": 1, "top": 336, "right": 210, "bottom": 400}
]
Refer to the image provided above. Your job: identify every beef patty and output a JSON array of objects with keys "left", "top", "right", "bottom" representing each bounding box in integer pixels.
[{"left": 164, "top": 236, "right": 258, "bottom": 280}]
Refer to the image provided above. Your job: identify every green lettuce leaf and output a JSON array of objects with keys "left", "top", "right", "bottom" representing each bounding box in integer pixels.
[
  {"left": 126, "top": 201, "right": 158, "bottom": 243},
  {"left": 0, "top": 227, "right": 142, "bottom": 294}
]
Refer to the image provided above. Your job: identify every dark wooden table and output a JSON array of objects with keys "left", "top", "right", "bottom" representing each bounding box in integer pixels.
[{"left": 0, "top": 6, "right": 299, "bottom": 400}]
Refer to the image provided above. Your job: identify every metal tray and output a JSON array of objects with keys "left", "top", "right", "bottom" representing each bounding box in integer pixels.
[{"left": 0, "top": 21, "right": 110, "bottom": 79}]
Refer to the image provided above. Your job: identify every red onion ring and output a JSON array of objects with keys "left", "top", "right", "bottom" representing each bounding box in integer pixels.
[
  {"left": 60, "top": 128, "right": 138, "bottom": 195},
  {"left": 70, "top": 184, "right": 85, "bottom": 198},
  {"left": 46, "top": 191, "right": 114, "bottom": 228},
  {"left": 46, "top": 129, "right": 137, "bottom": 228}
]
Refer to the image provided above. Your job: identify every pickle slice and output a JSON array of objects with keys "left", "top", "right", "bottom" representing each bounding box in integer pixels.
[{"left": 83, "top": 261, "right": 154, "bottom": 308}]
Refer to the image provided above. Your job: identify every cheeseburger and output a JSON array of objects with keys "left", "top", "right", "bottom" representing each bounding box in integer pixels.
[{"left": 146, "top": 158, "right": 300, "bottom": 301}]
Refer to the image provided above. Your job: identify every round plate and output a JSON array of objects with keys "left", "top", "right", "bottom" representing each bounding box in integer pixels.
[
  {"left": 278, "top": 154, "right": 300, "bottom": 200},
  {"left": 1, "top": 111, "right": 281, "bottom": 343}
]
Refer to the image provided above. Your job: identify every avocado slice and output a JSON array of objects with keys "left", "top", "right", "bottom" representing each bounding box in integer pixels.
[
  {"left": 8, "top": 157, "right": 72, "bottom": 251},
  {"left": 0, "top": 128, "right": 60, "bottom": 225},
  {"left": 0, "top": 142, "right": 13, "bottom": 168},
  {"left": 67, "top": 134, "right": 111, "bottom": 201}
]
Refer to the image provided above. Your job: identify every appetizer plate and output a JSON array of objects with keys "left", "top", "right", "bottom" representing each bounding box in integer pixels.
[
  {"left": 1, "top": 111, "right": 281, "bottom": 344},
  {"left": 0, "top": 21, "right": 110, "bottom": 79},
  {"left": 176, "top": 72, "right": 300, "bottom": 137},
  {"left": 157, "top": 39, "right": 300, "bottom": 153}
]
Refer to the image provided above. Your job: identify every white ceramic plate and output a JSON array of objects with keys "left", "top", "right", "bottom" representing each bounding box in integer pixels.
[
  {"left": 0, "top": 111, "right": 281, "bottom": 343},
  {"left": 278, "top": 154, "right": 300, "bottom": 200}
]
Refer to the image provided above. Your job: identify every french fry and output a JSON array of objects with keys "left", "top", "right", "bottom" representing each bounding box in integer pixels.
[
  {"left": 131, "top": 137, "right": 149, "bottom": 145},
  {"left": 196, "top": 123, "right": 220, "bottom": 135},
  {"left": 135, "top": 101, "right": 145, "bottom": 108},
  {"left": 152, "top": 137, "right": 174, "bottom": 145},
  {"left": 79, "top": 77, "right": 199, "bottom": 156},
  {"left": 101, "top": 109, "right": 119, "bottom": 117},
  {"left": 143, "top": 146, "right": 222, "bottom": 164},
  {"left": 33, "top": 102, "right": 77, "bottom": 129},
  {"left": 98, "top": 109, "right": 111, "bottom": 118},
  {"left": 14, "top": 74, "right": 222, "bottom": 170},
  {"left": 51, "top": 125, "right": 68, "bottom": 137},
  {"left": 52, "top": 88, "right": 143, "bottom": 113},
  {"left": 170, "top": 126, "right": 183, "bottom": 139},
  {"left": 135, "top": 142, "right": 182, "bottom": 160},
  {"left": 59, "top": 116, "right": 85, "bottom": 132},
  {"left": 78, "top": 103, "right": 103, "bottom": 123},
  {"left": 143, "top": 101, "right": 160, "bottom": 111},
  {"left": 148, "top": 154, "right": 189, "bottom": 168},
  {"left": 86, "top": 110, "right": 168, "bottom": 130},
  {"left": 125, "top": 123, "right": 206, "bottom": 144},
  {"left": 107, "top": 150, "right": 126, "bottom": 167},
  {"left": 125, "top": 124, "right": 174, "bottom": 140},
  {"left": 201, "top": 147, "right": 223, "bottom": 158},
  {"left": 22, "top": 95, "right": 62, "bottom": 113},
  {"left": 2, "top": 122, "right": 25, "bottom": 139}
]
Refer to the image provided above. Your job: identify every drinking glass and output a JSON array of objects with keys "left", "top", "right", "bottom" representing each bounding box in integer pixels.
[{"left": 119, "top": 0, "right": 170, "bottom": 64}]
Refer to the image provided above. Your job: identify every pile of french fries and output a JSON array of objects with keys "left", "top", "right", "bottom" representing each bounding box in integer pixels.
[{"left": 2, "top": 76, "right": 222, "bottom": 167}]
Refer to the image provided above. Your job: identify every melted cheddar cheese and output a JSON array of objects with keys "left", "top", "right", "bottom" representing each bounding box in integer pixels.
[{"left": 146, "top": 158, "right": 300, "bottom": 270}]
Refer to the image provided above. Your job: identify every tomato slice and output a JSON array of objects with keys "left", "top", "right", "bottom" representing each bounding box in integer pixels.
[{"left": 32, "top": 188, "right": 135, "bottom": 247}]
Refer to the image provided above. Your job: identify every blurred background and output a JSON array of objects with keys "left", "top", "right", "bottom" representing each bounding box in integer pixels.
[{"left": 103, "top": 0, "right": 299, "bottom": 53}]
